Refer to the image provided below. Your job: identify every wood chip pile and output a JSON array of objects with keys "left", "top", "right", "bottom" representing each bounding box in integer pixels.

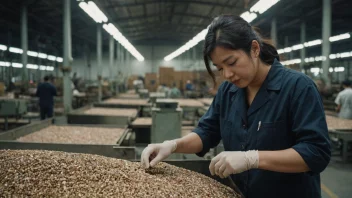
[
  {"left": 103, "top": 99, "right": 148, "bottom": 105},
  {"left": 326, "top": 115, "right": 352, "bottom": 130},
  {"left": 0, "top": 150, "right": 238, "bottom": 197},
  {"left": 84, "top": 108, "right": 138, "bottom": 117},
  {"left": 17, "top": 126, "right": 124, "bottom": 144},
  {"left": 131, "top": 118, "right": 152, "bottom": 126}
]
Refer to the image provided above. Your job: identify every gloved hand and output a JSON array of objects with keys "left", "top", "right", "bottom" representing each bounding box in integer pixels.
[
  {"left": 141, "top": 140, "right": 177, "bottom": 169},
  {"left": 209, "top": 150, "right": 259, "bottom": 178}
]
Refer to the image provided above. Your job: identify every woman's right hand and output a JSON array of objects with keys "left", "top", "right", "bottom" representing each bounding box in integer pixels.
[{"left": 140, "top": 140, "right": 177, "bottom": 169}]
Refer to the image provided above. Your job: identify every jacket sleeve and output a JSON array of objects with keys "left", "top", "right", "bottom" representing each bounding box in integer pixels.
[
  {"left": 291, "top": 84, "right": 331, "bottom": 175},
  {"left": 193, "top": 84, "right": 223, "bottom": 157}
]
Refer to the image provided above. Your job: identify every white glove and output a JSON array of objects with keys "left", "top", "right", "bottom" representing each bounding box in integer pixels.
[
  {"left": 209, "top": 150, "right": 259, "bottom": 178},
  {"left": 140, "top": 140, "right": 177, "bottom": 169}
]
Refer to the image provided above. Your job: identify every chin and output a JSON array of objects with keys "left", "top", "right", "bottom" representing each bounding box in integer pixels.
[{"left": 231, "top": 80, "right": 247, "bottom": 88}]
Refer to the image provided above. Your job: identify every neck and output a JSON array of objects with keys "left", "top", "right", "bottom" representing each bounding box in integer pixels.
[{"left": 247, "top": 62, "right": 271, "bottom": 92}]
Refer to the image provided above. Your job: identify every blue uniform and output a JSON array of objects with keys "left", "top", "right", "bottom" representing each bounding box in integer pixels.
[
  {"left": 36, "top": 82, "right": 57, "bottom": 120},
  {"left": 194, "top": 60, "right": 331, "bottom": 198}
]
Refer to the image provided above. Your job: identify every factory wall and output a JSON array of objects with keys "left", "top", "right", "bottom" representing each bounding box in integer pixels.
[{"left": 70, "top": 44, "right": 205, "bottom": 80}]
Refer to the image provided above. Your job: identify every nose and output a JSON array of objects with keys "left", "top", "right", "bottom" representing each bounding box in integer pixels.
[{"left": 223, "top": 67, "right": 234, "bottom": 79}]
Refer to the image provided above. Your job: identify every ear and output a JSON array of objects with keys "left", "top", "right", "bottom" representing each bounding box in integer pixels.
[{"left": 251, "top": 40, "right": 260, "bottom": 58}]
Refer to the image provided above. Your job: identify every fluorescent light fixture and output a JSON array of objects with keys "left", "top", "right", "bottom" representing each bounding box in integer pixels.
[
  {"left": 47, "top": 55, "right": 56, "bottom": 61},
  {"left": 250, "top": 0, "right": 280, "bottom": 14},
  {"left": 164, "top": 28, "right": 208, "bottom": 61},
  {"left": 56, "top": 57, "right": 63, "bottom": 62},
  {"left": 38, "top": 53, "right": 47, "bottom": 59},
  {"left": 27, "top": 64, "right": 38, "bottom": 69},
  {"left": 46, "top": 66, "right": 55, "bottom": 71},
  {"left": 284, "top": 47, "right": 292, "bottom": 53},
  {"left": 329, "top": 33, "right": 350, "bottom": 42},
  {"left": 12, "top": 63, "right": 23, "bottom": 68},
  {"left": 0, "top": 61, "right": 10, "bottom": 67},
  {"left": 27, "top": 51, "right": 38, "bottom": 57},
  {"left": 0, "top": 44, "right": 7, "bottom": 51},
  {"left": 292, "top": 44, "right": 304, "bottom": 50},
  {"left": 79, "top": 1, "right": 107, "bottom": 23},
  {"left": 9, "top": 47, "right": 23, "bottom": 54},
  {"left": 39, "top": 65, "right": 47, "bottom": 70},
  {"left": 329, "top": 68, "right": 333, "bottom": 72},
  {"left": 277, "top": 49, "right": 285, "bottom": 54},
  {"left": 102, "top": 23, "right": 144, "bottom": 61},
  {"left": 164, "top": 0, "right": 280, "bottom": 61},
  {"left": 334, "top": 67, "right": 345, "bottom": 72},
  {"left": 281, "top": 59, "right": 301, "bottom": 66},
  {"left": 279, "top": 33, "right": 351, "bottom": 55},
  {"left": 240, "top": 11, "right": 257, "bottom": 23},
  {"left": 310, "top": 67, "right": 320, "bottom": 73}
]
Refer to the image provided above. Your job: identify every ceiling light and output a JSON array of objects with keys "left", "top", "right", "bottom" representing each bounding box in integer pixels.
[
  {"left": 39, "top": 65, "right": 47, "bottom": 70},
  {"left": 292, "top": 44, "right": 304, "bottom": 50},
  {"left": 284, "top": 47, "right": 292, "bottom": 53},
  {"left": 329, "top": 33, "right": 350, "bottom": 42},
  {"left": 79, "top": 1, "right": 107, "bottom": 23},
  {"left": 56, "top": 57, "right": 63, "bottom": 62},
  {"left": 27, "top": 64, "right": 38, "bottom": 69},
  {"left": 9, "top": 47, "right": 23, "bottom": 54},
  {"left": 47, "top": 55, "right": 56, "bottom": 61},
  {"left": 250, "top": 0, "right": 280, "bottom": 14},
  {"left": 12, "top": 63, "right": 23, "bottom": 68},
  {"left": 46, "top": 66, "right": 55, "bottom": 71},
  {"left": 0, "top": 44, "right": 7, "bottom": 51},
  {"left": 38, "top": 53, "right": 47, "bottom": 59},
  {"left": 27, "top": 51, "right": 38, "bottom": 57},
  {"left": 0, "top": 61, "right": 10, "bottom": 67},
  {"left": 240, "top": 11, "right": 257, "bottom": 23}
]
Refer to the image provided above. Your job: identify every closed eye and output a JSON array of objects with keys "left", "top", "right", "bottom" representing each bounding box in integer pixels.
[{"left": 217, "top": 68, "right": 223, "bottom": 72}]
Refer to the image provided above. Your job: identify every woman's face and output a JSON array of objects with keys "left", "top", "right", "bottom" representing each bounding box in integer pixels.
[{"left": 210, "top": 42, "right": 260, "bottom": 88}]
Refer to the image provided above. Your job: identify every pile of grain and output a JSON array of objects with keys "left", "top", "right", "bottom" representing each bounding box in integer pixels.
[
  {"left": 17, "top": 126, "right": 124, "bottom": 144},
  {"left": 326, "top": 115, "right": 352, "bottom": 130},
  {"left": 0, "top": 150, "right": 237, "bottom": 197},
  {"left": 103, "top": 99, "right": 148, "bottom": 105},
  {"left": 84, "top": 108, "right": 138, "bottom": 117}
]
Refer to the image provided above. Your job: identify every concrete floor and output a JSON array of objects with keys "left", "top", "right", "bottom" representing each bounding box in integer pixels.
[{"left": 321, "top": 157, "right": 352, "bottom": 198}]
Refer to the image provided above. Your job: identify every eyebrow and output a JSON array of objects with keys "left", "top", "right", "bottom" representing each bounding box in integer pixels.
[{"left": 213, "top": 55, "right": 234, "bottom": 66}]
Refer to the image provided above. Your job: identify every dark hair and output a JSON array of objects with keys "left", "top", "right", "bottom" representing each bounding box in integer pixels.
[
  {"left": 203, "top": 15, "right": 280, "bottom": 87},
  {"left": 44, "top": 76, "right": 49, "bottom": 81},
  {"left": 342, "top": 80, "right": 351, "bottom": 87}
]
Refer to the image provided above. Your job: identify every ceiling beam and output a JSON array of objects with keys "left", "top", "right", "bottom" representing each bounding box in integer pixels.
[
  {"left": 120, "top": 22, "right": 206, "bottom": 30},
  {"left": 113, "top": 12, "right": 212, "bottom": 23},
  {"left": 104, "top": 0, "right": 234, "bottom": 9}
]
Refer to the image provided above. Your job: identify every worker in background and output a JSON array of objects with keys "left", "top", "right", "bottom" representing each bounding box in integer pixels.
[
  {"left": 141, "top": 15, "right": 330, "bottom": 198},
  {"left": 185, "top": 80, "right": 193, "bottom": 98},
  {"left": 168, "top": 83, "right": 181, "bottom": 98},
  {"left": 36, "top": 76, "right": 57, "bottom": 120},
  {"left": 335, "top": 80, "right": 352, "bottom": 119}
]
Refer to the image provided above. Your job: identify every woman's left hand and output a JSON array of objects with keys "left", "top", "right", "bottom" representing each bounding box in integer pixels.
[{"left": 209, "top": 150, "right": 259, "bottom": 178}]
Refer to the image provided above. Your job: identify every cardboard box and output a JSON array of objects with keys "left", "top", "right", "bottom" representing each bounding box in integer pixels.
[
  {"left": 127, "top": 75, "right": 139, "bottom": 89},
  {"left": 145, "top": 73, "right": 158, "bottom": 92},
  {"left": 159, "top": 67, "right": 174, "bottom": 87}
]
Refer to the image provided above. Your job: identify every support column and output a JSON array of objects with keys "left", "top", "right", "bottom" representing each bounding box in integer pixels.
[
  {"left": 21, "top": 4, "right": 28, "bottom": 84},
  {"left": 109, "top": 36, "right": 114, "bottom": 93},
  {"left": 97, "top": 24, "right": 102, "bottom": 102},
  {"left": 300, "top": 22, "right": 306, "bottom": 73},
  {"left": 322, "top": 0, "right": 331, "bottom": 85},
  {"left": 63, "top": 0, "right": 72, "bottom": 113},
  {"left": 271, "top": 18, "right": 278, "bottom": 47},
  {"left": 192, "top": 47, "right": 196, "bottom": 70}
]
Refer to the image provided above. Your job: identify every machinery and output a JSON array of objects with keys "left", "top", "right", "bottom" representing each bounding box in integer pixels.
[
  {"left": 151, "top": 99, "right": 182, "bottom": 159},
  {"left": 149, "top": 92, "right": 166, "bottom": 104},
  {"left": 0, "top": 99, "right": 28, "bottom": 130}
]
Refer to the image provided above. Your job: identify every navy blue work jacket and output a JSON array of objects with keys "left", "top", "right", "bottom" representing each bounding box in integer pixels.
[
  {"left": 36, "top": 82, "right": 57, "bottom": 107},
  {"left": 194, "top": 59, "right": 331, "bottom": 198}
]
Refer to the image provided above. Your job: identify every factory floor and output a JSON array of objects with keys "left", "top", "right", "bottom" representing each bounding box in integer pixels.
[{"left": 321, "top": 157, "right": 352, "bottom": 198}]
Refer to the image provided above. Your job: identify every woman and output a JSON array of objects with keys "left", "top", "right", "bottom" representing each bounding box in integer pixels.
[{"left": 141, "top": 15, "right": 331, "bottom": 198}]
